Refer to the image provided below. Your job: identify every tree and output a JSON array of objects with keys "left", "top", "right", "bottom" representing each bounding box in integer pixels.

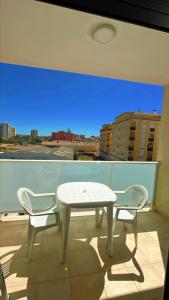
[{"left": 0, "top": 136, "right": 3, "bottom": 143}]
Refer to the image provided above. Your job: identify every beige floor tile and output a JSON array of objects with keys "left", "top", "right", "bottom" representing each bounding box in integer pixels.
[
  {"left": 0, "top": 223, "right": 27, "bottom": 243},
  {"left": 139, "top": 242, "right": 164, "bottom": 264},
  {"left": 117, "top": 243, "right": 149, "bottom": 269},
  {"left": 40, "top": 253, "right": 69, "bottom": 281},
  {"left": 71, "top": 273, "right": 107, "bottom": 300},
  {"left": 104, "top": 268, "right": 142, "bottom": 300},
  {"left": 8, "top": 279, "right": 71, "bottom": 300},
  {"left": 68, "top": 233, "right": 92, "bottom": 251},
  {"left": 4, "top": 255, "right": 45, "bottom": 288},
  {"left": 36, "top": 279, "right": 71, "bottom": 300},
  {"left": 151, "top": 262, "right": 166, "bottom": 281},
  {"left": 8, "top": 283, "right": 37, "bottom": 300},
  {"left": 69, "top": 248, "right": 103, "bottom": 277},
  {"left": 69, "top": 218, "right": 87, "bottom": 234},
  {"left": 134, "top": 264, "right": 164, "bottom": 300}
]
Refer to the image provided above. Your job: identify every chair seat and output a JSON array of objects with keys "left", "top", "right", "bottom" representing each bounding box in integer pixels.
[
  {"left": 30, "top": 214, "right": 57, "bottom": 228},
  {"left": 115, "top": 208, "right": 136, "bottom": 221}
]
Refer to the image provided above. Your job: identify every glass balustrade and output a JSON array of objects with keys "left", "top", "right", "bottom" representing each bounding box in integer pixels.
[{"left": 0, "top": 160, "right": 158, "bottom": 212}]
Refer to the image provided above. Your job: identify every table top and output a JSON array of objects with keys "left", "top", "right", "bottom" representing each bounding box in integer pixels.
[{"left": 57, "top": 182, "right": 117, "bottom": 207}]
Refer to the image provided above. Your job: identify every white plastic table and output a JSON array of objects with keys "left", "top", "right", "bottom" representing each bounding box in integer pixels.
[{"left": 57, "top": 182, "right": 117, "bottom": 263}]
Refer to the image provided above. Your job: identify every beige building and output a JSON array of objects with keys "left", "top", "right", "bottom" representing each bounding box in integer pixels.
[
  {"left": 109, "top": 111, "right": 161, "bottom": 161},
  {"left": 99, "top": 124, "right": 112, "bottom": 156}
]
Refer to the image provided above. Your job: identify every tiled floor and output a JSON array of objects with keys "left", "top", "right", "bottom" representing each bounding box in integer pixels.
[{"left": 0, "top": 210, "right": 168, "bottom": 300}]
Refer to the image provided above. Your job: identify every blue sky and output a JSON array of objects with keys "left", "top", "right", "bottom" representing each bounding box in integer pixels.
[{"left": 0, "top": 63, "right": 164, "bottom": 137}]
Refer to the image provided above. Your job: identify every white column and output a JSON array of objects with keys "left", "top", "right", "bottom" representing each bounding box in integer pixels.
[{"left": 155, "top": 84, "right": 169, "bottom": 219}]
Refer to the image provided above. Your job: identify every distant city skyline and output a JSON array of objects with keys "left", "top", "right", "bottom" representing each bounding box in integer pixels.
[{"left": 0, "top": 63, "right": 164, "bottom": 137}]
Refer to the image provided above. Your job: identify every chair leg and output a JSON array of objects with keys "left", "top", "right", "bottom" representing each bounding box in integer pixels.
[
  {"left": 106, "top": 203, "right": 114, "bottom": 256},
  {"left": 26, "top": 224, "right": 36, "bottom": 261},
  {"left": 133, "top": 215, "right": 138, "bottom": 248},
  {"left": 0, "top": 263, "right": 9, "bottom": 300}
]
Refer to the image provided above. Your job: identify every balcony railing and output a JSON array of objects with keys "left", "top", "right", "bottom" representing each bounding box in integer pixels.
[{"left": 0, "top": 160, "right": 158, "bottom": 212}]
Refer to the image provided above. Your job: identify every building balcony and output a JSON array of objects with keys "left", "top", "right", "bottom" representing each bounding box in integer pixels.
[{"left": 1, "top": 160, "right": 168, "bottom": 300}]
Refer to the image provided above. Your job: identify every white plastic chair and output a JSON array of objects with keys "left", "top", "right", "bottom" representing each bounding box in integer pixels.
[
  {"left": 0, "top": 262, "right": 8, "bottom": 300},
  {"left": 99, "top": 185, "right": 148, "bottom": 248},
  {"left": 17, "top": 187, "right": 60, "bottom": 261}
]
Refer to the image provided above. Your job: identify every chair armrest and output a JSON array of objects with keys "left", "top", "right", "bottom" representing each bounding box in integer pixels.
[
  {"left": 32, "top": 192, "right": 56, "bottom": 198},
  {"left": 32, "top": 193, "right": 56, "bottom": 206},
  {"left": 115, "top": 205, "right": 138, "bottom": 210},
  {"left": 113, "top": 191, "right": 126, "bottom": 194},
  {"left": 30, "top": 205, "right": 59, "bottom": 216}
]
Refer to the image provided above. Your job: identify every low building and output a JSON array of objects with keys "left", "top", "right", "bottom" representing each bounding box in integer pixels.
[{"left": 52, "top": 131, "right": 74, "bottom": 142}]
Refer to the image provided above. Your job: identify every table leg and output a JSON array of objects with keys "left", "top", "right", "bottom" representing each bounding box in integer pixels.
[
  {"left": 61, "top": 206, "right": 71, "bottom": 264},
  {"left": 95, "top": 208, "right": 100, "bottom": 227},
  {"left": 107, "top": 203, "right": 113, "bottom": 256}
]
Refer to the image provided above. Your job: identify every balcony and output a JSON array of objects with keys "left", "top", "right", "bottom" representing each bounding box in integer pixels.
[
  {"left": 1, "top": 1, "right": 169, "bottom": 299},
  {"left": 1, "top": 160, "right": 168, "bottom": 300}
]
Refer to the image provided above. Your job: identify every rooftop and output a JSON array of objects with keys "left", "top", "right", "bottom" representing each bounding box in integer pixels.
[{"left": 0, "top": 209, "right": 168, "bottom": 300}]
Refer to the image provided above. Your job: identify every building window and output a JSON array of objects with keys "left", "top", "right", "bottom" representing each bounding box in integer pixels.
[
  {"left": 130, "top": 126, "right": 136, "bottom": 130},
  {"left": 147, "top": 143, "right": 153, "bottom": 151},
  {"left": 149, "top": 134, "right": 154, "bottom": 141},
  {"left": 129, "top": 135, "right": 135, "bottom": 141}
]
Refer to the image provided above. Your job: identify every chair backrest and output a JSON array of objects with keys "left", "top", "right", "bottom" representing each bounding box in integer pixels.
[
  {"left": 124, "top": 185, "right": 148, "bottom": 209},
  {"left": 17, "top": 187, "right": 34, "bottom": 215}
]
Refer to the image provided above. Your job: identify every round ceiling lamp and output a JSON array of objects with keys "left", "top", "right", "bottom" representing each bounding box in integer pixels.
[{"left": 91, "top": 23, "right": 116, "bottom": 44}]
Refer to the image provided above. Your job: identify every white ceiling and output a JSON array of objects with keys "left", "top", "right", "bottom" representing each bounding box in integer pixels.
[{"left": 0, "top": 0, "right": 169, "bottom": 85}]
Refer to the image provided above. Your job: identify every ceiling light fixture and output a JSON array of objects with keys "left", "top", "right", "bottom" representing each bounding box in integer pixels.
[{"left": 91, "top": 23, "right": 116, "bottom": 44}]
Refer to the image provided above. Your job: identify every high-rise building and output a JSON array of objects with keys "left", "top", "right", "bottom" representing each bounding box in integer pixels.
[
  {"left": 99, "top": 124, "right": 112, "bottom": 155},
  {"left": 12, "top": 128, "right": 16, "bottom": 137},
  {"left": 105, "top": 111, "right": 161, "bottom": 161},
  {"left": 0, "top": 123, "right": 15, "bottom": 139},
  {"left": 31, "top": 129, "right": 38, "bottom": 138}
]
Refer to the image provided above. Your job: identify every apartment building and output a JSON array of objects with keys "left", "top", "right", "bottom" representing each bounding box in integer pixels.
[
  {"left": 0, "top": 123, "right": 16, "bottom": 139},
  {"left": 52, "top": 131, "right": 74, "bottom": 142},
  {"left": 110, "top": 111, "right": 161, "bottom": 161},
  {"left": 100, "top": 124, "right": 112, "bottom": 156},
  {"left": 31, "top": 129, "right": 38, "bottom": 138}
]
